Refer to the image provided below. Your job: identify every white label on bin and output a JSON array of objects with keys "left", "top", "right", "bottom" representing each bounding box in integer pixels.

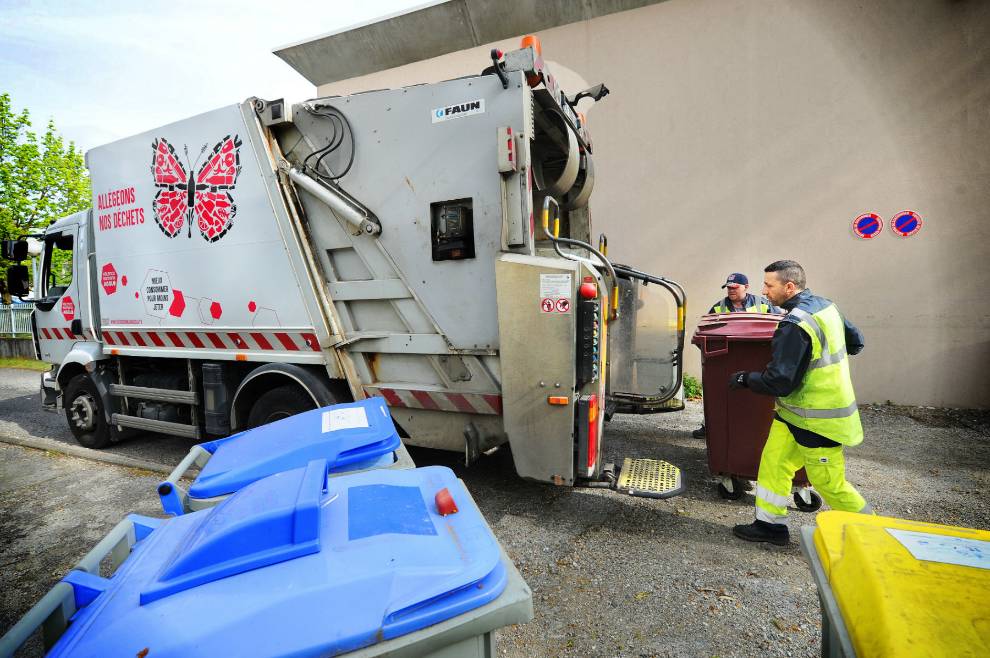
[
  {"left": 322, "top": 407, "right": 369, "bottom": 433},
  {"left": 886, "top": 528, "right": 990, "bottom": 570}
]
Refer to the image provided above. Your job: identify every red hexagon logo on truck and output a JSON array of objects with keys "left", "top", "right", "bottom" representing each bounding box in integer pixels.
[
  {"left": 169, "top": 290, "right": 186, "bottom": 317},
  {"left": 61, "top": 296, "right": 75, "bottom": 321},
  {"left": 101, "top": 263, "right": 118, "bottom": 295}
]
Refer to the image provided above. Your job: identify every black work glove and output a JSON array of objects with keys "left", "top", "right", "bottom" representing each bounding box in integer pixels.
[{"left": 728, "top": 371, "right": 749, "bottom": 390}]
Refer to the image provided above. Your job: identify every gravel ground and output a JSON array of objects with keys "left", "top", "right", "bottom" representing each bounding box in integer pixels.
[{"left": 1, "top": 364, "right": 988, "bottom": 657}]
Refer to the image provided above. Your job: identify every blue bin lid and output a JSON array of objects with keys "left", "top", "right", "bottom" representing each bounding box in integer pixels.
[
  {"left": 49, "top": 464, "right": 507, "bottom": 657},
  {"left": 189, "top": 396, "right": 401, "bottom": 500}
]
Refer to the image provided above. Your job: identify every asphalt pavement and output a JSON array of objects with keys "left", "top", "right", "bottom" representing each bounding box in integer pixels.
[{"left": 1, "top": 365, "right": 988, "bottom": 657}]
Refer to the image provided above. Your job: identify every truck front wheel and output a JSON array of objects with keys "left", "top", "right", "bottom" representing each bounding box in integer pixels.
[
  {"left": 64, "top": 374, "right": 111, "bottom": 449},
  {"left": 246, "top": 385, "right": 315, "bottom": 428}
]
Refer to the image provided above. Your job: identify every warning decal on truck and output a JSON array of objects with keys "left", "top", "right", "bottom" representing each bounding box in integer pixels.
[{"left": 540, "top": 273, "right": 572, "bottom": 314}]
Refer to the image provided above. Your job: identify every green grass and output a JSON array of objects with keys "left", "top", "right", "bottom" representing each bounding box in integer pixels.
[
  {"left": 683, "top": 373, "right": 702, "bottom": 400},
  {"left": 0, "top": 357, "right": 49, "bottom": 372}
]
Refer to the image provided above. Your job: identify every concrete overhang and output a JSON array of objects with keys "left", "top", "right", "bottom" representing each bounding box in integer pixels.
[{"left": 273, "top": 0, "right": 664, "bottom": 85}]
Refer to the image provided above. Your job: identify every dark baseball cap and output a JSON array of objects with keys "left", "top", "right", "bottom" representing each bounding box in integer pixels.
[{"left": 721, "top": 273, "right": 748, "bottom": 288}]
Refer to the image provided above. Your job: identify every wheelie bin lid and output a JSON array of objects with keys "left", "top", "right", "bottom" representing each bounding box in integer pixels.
[
  {"left": 691, "top": 312, "right": 782, "bottom": 343},
  {"left": 46, "top": 463, "right": 509, "bottom": 657},
  {"left": 805, "top": 511, "right": 990, "bottom": 658},
  {"left": 188, "top": 396, "right": 401, "bottom": 500}
]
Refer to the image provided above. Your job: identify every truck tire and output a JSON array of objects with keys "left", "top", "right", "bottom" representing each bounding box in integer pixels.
[
  {"left": 246, "top": 385, "right": 315, "bottom": 428},
  {"left": 64, "top": 374, "right": 112, "bottom": 449}
]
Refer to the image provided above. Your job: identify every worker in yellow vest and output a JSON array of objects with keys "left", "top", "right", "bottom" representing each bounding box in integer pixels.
[
  {"left": 729, "top": 260, "right": 872, "bottom": 545},
  {"left": 692, "top": 273, "right": 780, "bottom": 439},
  {"left": 708, "top": 272, "right": 777, "bottom": 314}
]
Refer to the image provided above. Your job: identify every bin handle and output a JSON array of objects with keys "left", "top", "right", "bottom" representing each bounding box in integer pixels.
[
  {"left": 158, "top": 445, "right": 213, "bottom": 516},
  {"left": 0, "top": 515, "right": 162, "bottom": 655},
  {"left": 703, "top": 336, "right": 728, "bottom": 357}
]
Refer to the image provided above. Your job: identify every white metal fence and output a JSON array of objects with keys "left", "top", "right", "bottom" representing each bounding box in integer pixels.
[{"left": 0, "top": 304, "right": 34, "bottom": 335}]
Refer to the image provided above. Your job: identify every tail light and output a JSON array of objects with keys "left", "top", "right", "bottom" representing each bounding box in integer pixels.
[{"left": 576, "top": 394, "right": 599, "bottom": 477}]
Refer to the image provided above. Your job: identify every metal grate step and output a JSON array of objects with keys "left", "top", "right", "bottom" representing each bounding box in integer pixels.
[{"left": 615, "top": 457, "right": 685, "bottom": 499}]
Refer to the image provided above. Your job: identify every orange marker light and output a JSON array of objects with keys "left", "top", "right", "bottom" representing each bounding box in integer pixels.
[
  {"left": 521, "top": 34, "right": 542, "bottom": 56},
  {"left": 520, "top": 34, "right": 543, "bottom": 87},
  {"left": 547, "top": 396, "right": 569, "bottom": 406},
  {"left": 235, "top": 354, "right": 247, "bottom": 361}
]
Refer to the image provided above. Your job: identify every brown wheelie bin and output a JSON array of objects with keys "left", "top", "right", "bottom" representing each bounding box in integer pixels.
[{"left": 691, "top": 313, "right": 821, "bottom": 510}]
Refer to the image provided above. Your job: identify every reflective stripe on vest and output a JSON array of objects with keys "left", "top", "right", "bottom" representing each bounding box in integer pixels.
[
  {"left": 775, "top": 301, "right": 863, "bottom": 446},
  {"left": 714, "top": 298, "right": 771, "bottom": 314}
]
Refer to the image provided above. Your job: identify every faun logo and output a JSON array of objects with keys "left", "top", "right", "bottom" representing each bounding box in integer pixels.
[{"left": 431, "top": 99, "right": 486, "bottom": 124}]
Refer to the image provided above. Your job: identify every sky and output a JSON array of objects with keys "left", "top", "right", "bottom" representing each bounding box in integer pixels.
[{"left": 0, "top": 0, "right": 424, "bottom": 152}]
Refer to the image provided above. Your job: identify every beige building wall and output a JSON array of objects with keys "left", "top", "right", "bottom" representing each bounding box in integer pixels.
[{"left": 317, "top": 0, "right": 990, "bottom": 408}]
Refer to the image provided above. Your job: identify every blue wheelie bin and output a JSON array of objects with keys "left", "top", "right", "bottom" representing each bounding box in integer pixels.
[
  {"left": 0, "top": 462, "right": 533, "bottom": 658},
  {"left": 157, "top": 396, "right": 414, "bottom": 515}
]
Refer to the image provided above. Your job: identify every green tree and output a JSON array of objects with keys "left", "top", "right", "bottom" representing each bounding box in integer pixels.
[{"left": 0, "top": 92, "right": 90, "bottom": 290}]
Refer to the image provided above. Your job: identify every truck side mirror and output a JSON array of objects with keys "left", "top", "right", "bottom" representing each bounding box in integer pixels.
[
  {"left": 2, "top": 239, "right": 29, "bottom": 262},
  {"left": 6, "top": 265, "right": 29, "bottom": 297}
]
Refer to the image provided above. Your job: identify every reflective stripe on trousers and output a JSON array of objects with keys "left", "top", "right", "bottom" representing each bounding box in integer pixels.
[{"left": 754, "top": 419, "right": 869, "bottom": 525}]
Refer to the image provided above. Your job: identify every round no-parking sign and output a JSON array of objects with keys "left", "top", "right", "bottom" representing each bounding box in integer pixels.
[
  {"left": 852, "top": 213, "right": 883, "bottom": 239},
  {"left": 891, "top": 210, "right": 922, "bottom": 237}
]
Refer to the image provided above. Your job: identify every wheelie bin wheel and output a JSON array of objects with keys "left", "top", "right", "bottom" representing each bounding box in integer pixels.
[
  {"left": 717, "top": 478, "right": 745, "bottom": 500},
  {"left": 793, "top": 490, "right": 823, "bottom": 512}
]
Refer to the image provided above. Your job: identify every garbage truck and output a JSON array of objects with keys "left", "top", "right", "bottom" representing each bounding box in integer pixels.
[{"left": 3, "top": 36, "right": 688, "bottom": 495}]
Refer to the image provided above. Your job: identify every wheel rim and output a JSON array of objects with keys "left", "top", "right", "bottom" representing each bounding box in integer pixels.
[{"left": 70, "top": 393, "right": 97, "bottom": 432}]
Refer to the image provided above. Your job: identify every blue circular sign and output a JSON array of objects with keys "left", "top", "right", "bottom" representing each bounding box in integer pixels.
[
  {"left": 852, "top": 213, "right": 883, "bottom": 239},
  {"left": 891, "top": 210, "right": 922, "bottom": 237}
]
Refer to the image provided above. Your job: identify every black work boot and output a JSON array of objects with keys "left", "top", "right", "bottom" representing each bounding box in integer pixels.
[
  {"left": 733, "top": 520, "right": 790, "bottom": 546},
  {"left": 691, "top": 424, "right": 707, "bottom": 439}
]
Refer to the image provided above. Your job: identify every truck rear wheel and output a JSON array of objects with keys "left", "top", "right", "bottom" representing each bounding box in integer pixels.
[
  {"left": 246, "top": 385, "right": 315, "bottom": 428},
  {"left": 64, "top": 374, "right": 112, "bottom": 449}
]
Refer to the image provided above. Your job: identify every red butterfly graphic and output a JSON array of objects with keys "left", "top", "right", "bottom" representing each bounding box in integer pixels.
[{"left": 150, "top": 135, "right": 242, "bottom": 242}]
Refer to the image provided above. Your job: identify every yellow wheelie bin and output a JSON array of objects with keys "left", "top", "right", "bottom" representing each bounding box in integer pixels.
[{"left": 800, "top": 510, "right": 990, "bottom": 657}]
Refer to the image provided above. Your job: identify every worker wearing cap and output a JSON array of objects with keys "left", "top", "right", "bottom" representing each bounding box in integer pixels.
[
  {"left": 693, "top": 273, "right": 779, "bottom": 439},
  {"left": 730, "top": 260, "right": 872, "bottom": 546},
  {"left": 709, "top": 273, "right": 778, "bottom": 314}
]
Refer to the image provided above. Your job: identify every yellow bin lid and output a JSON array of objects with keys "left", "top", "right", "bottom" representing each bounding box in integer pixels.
[{"left": 813, "top": 511, "right": 990, "bottom": 657}]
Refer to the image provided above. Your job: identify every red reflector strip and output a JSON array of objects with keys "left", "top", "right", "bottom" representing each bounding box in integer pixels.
[
  {"left": 379, "top": 388, "right": 404, "bottom": 408},
  {"left": 166, "top": 332, "right": 184, "bottom": 348},
  {"left": 129, "top": 332, "right": 146, "bottom": 347},
  {"left": 187, "top": 332, "right": 204, "bottom": 348},
  {"left": 41, "top": 328, "right": 51, "bottom": 339},
  {"left": 229, "top": 333, "right": 247, "bottom": 349},
  {"left": 446, "top": 393, "right": 476, "bottom": 414},
  {"left": 206, "top": 333, "right": 225, "bottom": 349},
  {"left": 275, "top": 333, "right": 299, "bottom": 351},
  {"left": 116, "top": 331, "right": 131, "bottom": 346},
  {"left": 411, "top": 389, "right": 440, "bottom": 411},
  {"left": 250, "top": 332, "right": 272, "bottom": 350},
  {"left": 146, "top": 332, "right": 164, "bottom": 347},
  {"left": 483, "top": 394, "right": 503, "bottom": 415},
  {"left": 301, "top": 332, "right": 320, "bottom": 351},
  {"left": 102, "top": 332, "right": 115, "bottom": 345}
]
